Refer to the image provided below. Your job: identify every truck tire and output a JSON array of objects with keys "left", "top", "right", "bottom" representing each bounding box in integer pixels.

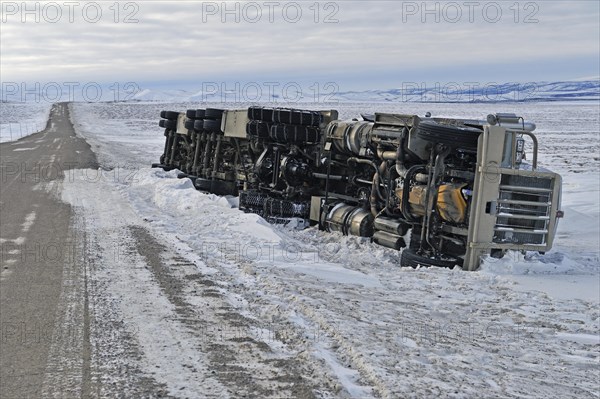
[
  {"left": 270, "top": 124, "right": 320, "bottom": 143},
  {"left": 203, "top": 119, "right": 222, "bottom": 132},
  {"left": 248, "top": 107, "right": 321, "bottom": 126},
  {"left": 184, "top": 120, "right": 194, "bottom": 130},
  {"left": 210, "top": 180, "right": 238, "bottom": 196},
  {"left": 272, "top": 108, "right": 322, "bottom": 126},
  {"left": 194, "top": 178, "right": 237, "bottom": 196},
  {"left": 204, "top": 108, "right": 224, "bottom": 120},
  {"left": 186, "top": 109, "right": 199, "bottom": 119},
  {"left": 246, "top": 120, "right": 270, "bottom": 138},
  {"left": 161, "top": 110, "right": 180, "bottom": 120},
  {"left": 194, "top": 178, "right": 212, "bottom": 192},
  {"left": 195, "top": 109, "right": 206, "bottom": 119},
  {"left": 194, "top": 119, "right": 205, "bottom": 131},
  {"left": 416, "top": 120, "right": 481, "bottom": 150},
  {"left": 400, "top": 248, "right": 460, "bottom": 268},
  {"left": 161, "top": 119, "right": 177, "bottom": 129},
  {"left": 248, "top": 106, "right": 274, "bottom": 122}
]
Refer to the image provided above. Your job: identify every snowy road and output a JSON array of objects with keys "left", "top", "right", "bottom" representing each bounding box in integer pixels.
[
  {"left": 1, "top": 104, "right": 330, "bottom": 398},
  {"left": 0, "top": 103, "right": 98, "bottom": 397},
  {"left": 1, "top": 102, "right": 598, "bottom": 398}
]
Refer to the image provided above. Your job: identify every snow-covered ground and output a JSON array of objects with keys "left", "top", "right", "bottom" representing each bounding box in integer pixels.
[
  {"left": 0, "top": 102, "right": 52, "bottom": 143},
  {"left": 62, "top": 101, "right": 599, "bottom": 397}
]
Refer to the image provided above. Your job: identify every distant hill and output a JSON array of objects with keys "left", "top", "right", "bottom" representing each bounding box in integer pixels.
[
  {"left": 129, "top": 79, "right": 599, "bottom": 103},
  {"left": 2, "top": 79, "right": 598, "bottom": 103},
  {"left": 328, "top": 80, "right": 600, "bottom": 103}
]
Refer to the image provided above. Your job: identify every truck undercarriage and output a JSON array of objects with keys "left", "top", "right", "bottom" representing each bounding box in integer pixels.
[{"left": 152, "top": 107, "right": 563, "bottom": 270}]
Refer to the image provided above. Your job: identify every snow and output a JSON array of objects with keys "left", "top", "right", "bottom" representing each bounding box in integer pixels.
[
  {"left": 125, "top": 79, "right": 600, "bottom": 103},
  {"left": 58, "top": 171, "right": 229, "bottom": 397},
  {"left": 57, "top": 101, "right": 600, "bottom": 397},
  {"left": 0, "top": 102, "right": 52, "bottom": 143}
]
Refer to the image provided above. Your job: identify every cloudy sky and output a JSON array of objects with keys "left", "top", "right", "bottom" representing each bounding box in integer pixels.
[{"left": 1, "top": 1, "right": 599, "bottom": 91}]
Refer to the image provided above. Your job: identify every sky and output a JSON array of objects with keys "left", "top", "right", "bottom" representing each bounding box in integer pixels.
[{"left": 1, "top": 1, "right": 599, "bottom": 92}]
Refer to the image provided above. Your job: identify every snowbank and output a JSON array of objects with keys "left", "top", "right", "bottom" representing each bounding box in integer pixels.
[{"left": 0, "top": 102, "right": 52, "bottom": 143}]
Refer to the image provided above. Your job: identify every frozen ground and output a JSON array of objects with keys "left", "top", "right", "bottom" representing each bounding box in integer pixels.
[
  {"left": 0, "top": 102, "right": 52, "bottom": 143},
  {"left": 58, "top": 101, "right": 600, "bottom": 397}
]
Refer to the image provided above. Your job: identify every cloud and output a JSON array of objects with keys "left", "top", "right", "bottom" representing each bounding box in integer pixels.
[{"left": 1, "top": 1, "right": 598, "bottom": 89}]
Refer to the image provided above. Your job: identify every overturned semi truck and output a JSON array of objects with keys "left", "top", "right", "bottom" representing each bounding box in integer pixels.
[{"left": 152, "top": 107, "right": 563, "bottom": 270}]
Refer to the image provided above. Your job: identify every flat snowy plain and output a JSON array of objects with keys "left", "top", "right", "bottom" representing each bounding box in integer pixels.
[{"left": 5, "top": 101, "right": 600, "bottom": 397}]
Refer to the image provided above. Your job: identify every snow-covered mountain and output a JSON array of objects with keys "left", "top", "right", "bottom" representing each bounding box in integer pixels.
[
  {"left": 330, "top": 80, "right": 600, "bottom": 103},
  {"left": 127, "top": 79, "right": 600, "bottom": 103},
  {"left": 2, "top": 79, "right": 598, "bottom": 104}
]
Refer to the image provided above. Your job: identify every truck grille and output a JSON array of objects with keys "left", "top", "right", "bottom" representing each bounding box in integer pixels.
[{"left": 493, "top": 175, "right": 554, "bottom": 245}]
